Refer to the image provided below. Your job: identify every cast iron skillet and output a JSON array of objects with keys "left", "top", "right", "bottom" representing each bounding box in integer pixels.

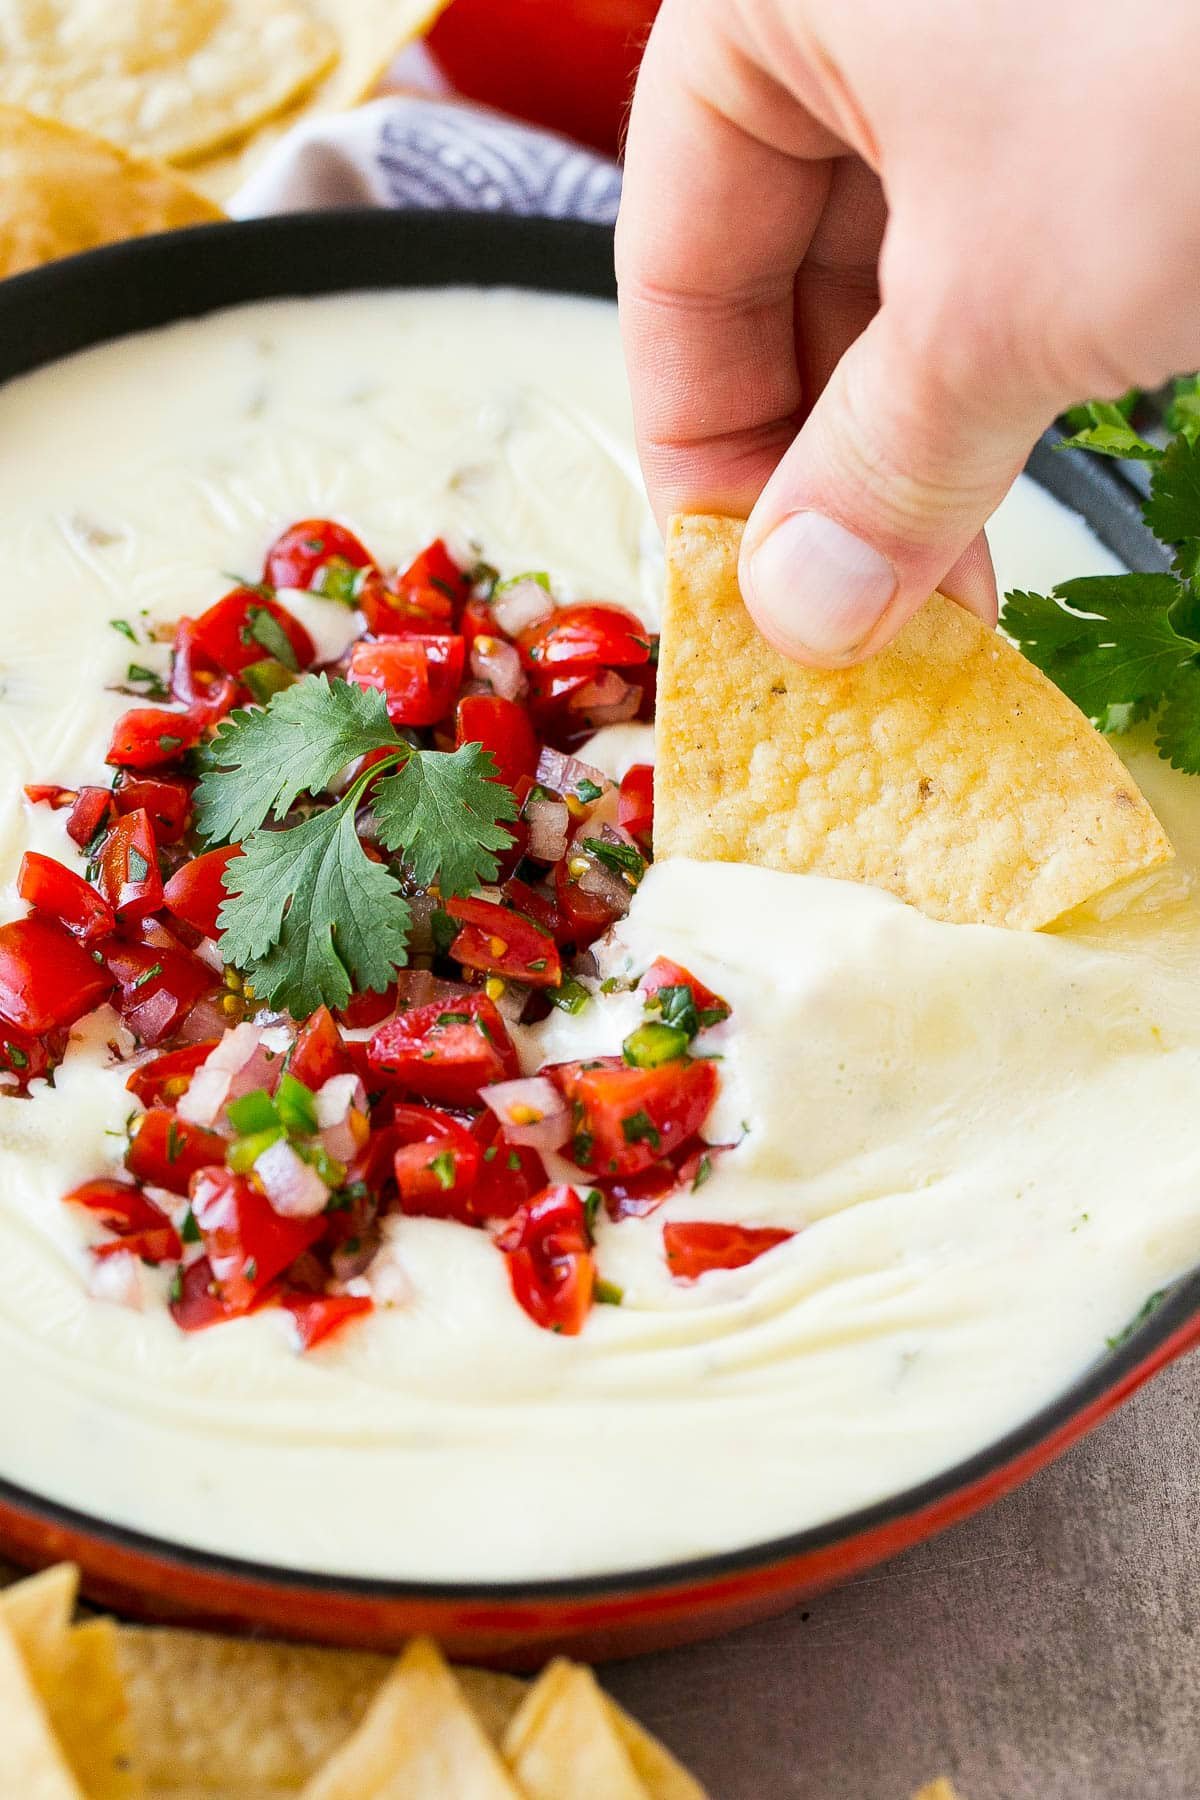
[{"left": 0, "top": 211, "right": 1193, "bottom": 1664}]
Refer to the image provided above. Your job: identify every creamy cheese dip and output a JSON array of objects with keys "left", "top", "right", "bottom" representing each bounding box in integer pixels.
[{"left": 1, "top": 289, "right": 1198, "bottom": 1582}]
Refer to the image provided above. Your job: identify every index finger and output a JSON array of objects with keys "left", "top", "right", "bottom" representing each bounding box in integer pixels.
[{"left": 615, "top": 0, "right": 836, "bottom": 525}]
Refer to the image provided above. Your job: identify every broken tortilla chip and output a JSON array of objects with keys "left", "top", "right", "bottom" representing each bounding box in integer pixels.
[
  {"left": 45, "top": 1620, "right": 141, "bottom": 1800},
  {"left": 0, "top": 1563, "right": 78, "bottom": 1700},
  {"left": 913, "top": 1784, "right": 963, "bottom": 1800},
  {"left": 299, "top": 1636, "right": 522, "bottom": 1799},
  {"left": 657, "top": 514, "right": 1172, "bottom": 930},
  {"left": 0, "top": 1606, "right": 83, "bottom": 1798},
  {"left": 0, "top": 105, "right": 223, "bottom": 279},
  {"left": 503, "top": 1660, "right": 650, "bottom": 1800},
  {"left": 187, "top": 0, "right": 450, "bottom": 200}
]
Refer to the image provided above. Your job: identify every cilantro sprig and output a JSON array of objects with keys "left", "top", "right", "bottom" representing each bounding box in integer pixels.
[
  {"left": 194, "top": 677, "right": 517, "bottom": 1015},
  {"left": 1001, "top": 387, "right": 1200, "bottom": 772}
]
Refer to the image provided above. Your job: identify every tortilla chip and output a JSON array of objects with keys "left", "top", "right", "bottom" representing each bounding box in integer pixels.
[
  {"left": 657, "top": 514, "right": 1172, "bottom": 930},
  {"left": 455, "top": 1668, "right": 530, "bottom": 1746},
  {"left": 913, "top": 1784, "right": 963, "bottom": 1800},
  {"left": 0, "top": 1607, "right": 83, "bottom": 1798},
  {"left": 300, "top": 1637, "right": 522, "bottom": 1799},
  {"left": 188, "top": 0, "right": 450, "bottom": 200},
  {"left": 0, "top": 105, "right": 224, "bottom": 278},
  {"left": 503, "top": 1660, "right": 649, "bottom": 1800},
  {"left": 0, "top": 0, "right": 336, "bottom": 165},
  {"left": 609, "top": 1702, "right": 709, "bottom": 1800},
  {"left": 45, "top": 1619, "right": 141, "bottom": 1799},
  {"left": 0, "top": 1564, "right": 78, "bottom": 1699}
]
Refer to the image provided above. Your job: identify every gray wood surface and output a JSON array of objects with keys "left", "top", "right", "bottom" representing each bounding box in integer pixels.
[{"left": 605, "top": 1353, "right": 1200, "bottom": 1800}]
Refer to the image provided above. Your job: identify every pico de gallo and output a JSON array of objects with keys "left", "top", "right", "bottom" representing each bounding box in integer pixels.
[{"left": 9, "top": 521, "right": 791, "bottom": 1349}]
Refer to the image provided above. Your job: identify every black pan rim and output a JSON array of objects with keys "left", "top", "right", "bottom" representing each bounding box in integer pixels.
[{"left": 0, "top": 206, "right": 1187, "bottom": 1607}]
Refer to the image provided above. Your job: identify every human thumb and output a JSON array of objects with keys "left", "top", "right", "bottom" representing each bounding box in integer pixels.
[{"left": 737, "top": 304, "right": 1050, "bottom": 666}]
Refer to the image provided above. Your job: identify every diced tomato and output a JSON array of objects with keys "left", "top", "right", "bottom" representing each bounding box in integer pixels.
[
  {"left": 63, "top": 1177, "right": 169, "bottom": 1234},
  {"left": 263, "top": 518, "right": 375, "bottom": 593},
  {"left": 662, "top": 1221, "right": 794, "bottom": 1280},
  {"left": 95, "top": 809, "right": 163, "bottom": 919},
  {"left": 23, "top": 784, "right": 75, "bottom": 809},
  {"left": 104, "top": 938, "right": 215, "bottom": 1046},
  {"left": 190, "top": 1166, "right": 325, "bottom": 1314},
  {"left": 348, "top": 635, "right": 464, "bottom": 728},
  {"left": 446, "top": 894, "right": 561, "bottom": 989},
  {"left": 163, "top": 845, "right": 241, "bottom": 939},
  {"left": 0, "top": 916, "right": 114, "bottom": 1033},
  {"left": 618, "top": 763, "right": 654, "bottom": 849},
  {"left": 459, "top": 595, "right": 500, "bottom": 653},
  {"left": 125, "top": 1109, "right": 227, "bottom": 1195},
  {"left": 18, "top": 852, "right": 115, "bottom": 943},
  {"left": 639, "top": 957, "right": 730, "bottom": 1026},
  {"left": 107, "top": 705, "right": 205, "bottom": 771},
  {"left": 468, "top": 1110, "right": 547, "bottom": 1222},
  {"left": 0, "top": 1021, "right": 66, "bottom": 1092},
  {"left": 455, "top": 693, "right": 538, "bottom": 791},
  {"left": 546, "top": 1056, "right": 718, "bottom": 1178},
  {"left": 288, "top": 1005, "right": 356, "bottom": 1090},
  {"left": 280, "top": 1290, "right": 373, "bottom": 1350},
  {"left": 359, "top": 570, "right": 454, "bottom": 636},
  {"left": 169, "top": 1256, "right": 229, "bottom": 1332},
  {"left": 390, "top": 1105, "right": 481, "bottom": 1221},
  {"left": 66, "top": 786, "right": 118, "bottom": 849},
  {"left": 517, "top": 603, "right": 651, "bottom": 672},
  {"left": 189, "top": 587, "right": 315, "bottom": 678},
  {"left": 336, "top": 985, "right": 397, "bottom": 1031},
  {"left": 399, "top": 538, "right": 469, "bottom": 603},
  {"left": 368, "top": 993, "right": 518, "bottom": 1107},
  {"left": 497, "top": 1185, "right": 595, "bottom": 1335},
  {"left": 113, "top": 775, "right": 193, "bottom": 844},
  {"left": 126, "top": 1041, "right": 218, "bottom": 1107},
  {"left": 553, "top": 855, "right": 624, "bottom": 948},
  {"left": 171, "top": 617, "right": 240, "bottom": 718},
  {"left": 499, "top": 874, "right": 559, "bottom": 937},
  {"left": 94, "top": 1225, "right": 182, "bottom": 1266},
  {"left": 601, "top": 1163, "right": 679, "bottom": 1222}
]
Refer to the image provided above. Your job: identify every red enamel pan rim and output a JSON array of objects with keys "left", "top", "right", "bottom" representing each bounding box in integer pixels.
[{"left": 0, "top": 210, "right": 1190, "bottom": 1649}]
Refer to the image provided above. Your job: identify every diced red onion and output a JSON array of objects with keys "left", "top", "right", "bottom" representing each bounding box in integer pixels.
[
  {"left": 536, "top": 745, "right": 612, "bottom": 800},
  {"left": 526, "top": 796, "right": 570, "bottom": 863},
  {"left": 255, "top": 1138, "right": 330, "bottom": 1218},
  {"left": 177, "top": 1022, "right": 288, "bottom": 1127},
  {"left": 490, "top": 579, "right": 555, "bottom": 636},
  {"left": 332, "top": 1234, "right": 381, "bottom": 1284},
  {"left": 123, "top": 987, "right": 181, "bottom": 1047},
  {"left": 316, "top": 1073, "right": 367, "bottom": 1162},
  {"left": 192, "top": 936, "right": 227, "bottom": 974},
  {"left": 577, "top": 858, "right": 633, "bottom": 917},
  {"left": 87, "top": 1250, "right": 143, "bottom": 1310},
  {"left": 491, "top": 981, "right": 529, "bottom": 1025},
  {"left": 479, "top": 1076, "right": 572, "bottom": 1151},
  {"left": 392, "top": 968, "right": 471, "bottom": 1011},
  {"left": 569, "top": 670, "right": 641, "bottom": 724},
  {"left": 470, "top": 634, "right": 527, "bottom": 701},
  {"left": 175, "top": 998, "right": 232, "bottom": 1045}
]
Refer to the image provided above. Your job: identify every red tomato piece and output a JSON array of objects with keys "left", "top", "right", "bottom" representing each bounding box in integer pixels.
[
  {"left": 93, "top": 1225, "right": 182, "bottom": 1266},
  {"left": 459, "top": 595, "right": 500, "bottom": 653},
  {"left": 0, "top": 916, "right": 114, "bottom": 1033},
  {"left": 190, "top": 1166, "right": 325, "bottom": 1314},
  {"left": 170, "top": 617, "right": 240, "bottom": 718},
  {"left": 663, "top": 1221, "right": 794, "bottom": 1280},
  {"left": 162, "top": 845, "right": 241, "bottom": 939},
  {"left": 96, "top": 808, "right": 163, "bottom": 919},
  {"left": 399, "top": 538, "right": 469, "bottom": 602},
  {"left": 359, "top": 571, "right": 454, "bottom": 636},
  {"left": 455, "top": 693, "right": 538, "bottom": 792},
  {"left": 66, "top": 786, "right": 118, "bottom": 849},
  {"left": 113, "top": 775, "right": 193, "bottom": 844},
  {"left": 169, "top": 1256, "right": 229, "bottom": 1332},
  {"left": 546, "top": 1056, "right": 718, "bottom": 1178},
  {"left": 288, "top": 1005, "right": 356, "bottom": 1090},
  {"left": 601, "top": 1163, "right": 679, "bottom": 1222},
  {"left": 263, "top": 518, "right": 375, "bottom": 593},
  {"left": 336, "top": 984, "right": 397, "bottom": 1031},
  {"left": 618, "top": 762, "right": 654, "bottom": 848},
  {"left": 497, "top": 1185, "right": 596, "bottom": 1335},
  {"left": 190, "top": 588, "right": 316, "bottom": 677},
  {"left": 106, "top": 705, "right": 204, "bottom": 771},
  {"left": 391, "top": 1105, "right": 481, "bottom": 1221},
  {"left": 446, "top": 894, "right": 561, "bottom": 989},
  {"left": 125, "top": 1041, "right": 218, "bottom": 1107},
  {"left": 499, "top": 874, "right": 559, "bottom": 937},
  {"left": 368, "top": 993, "right": 518, "bottom": 1107},
  {"left": 517, "top": 603, "right": 651, "bottom": 672},
  {"left": 468, "top": 1110, "right": 547, "bottom": 1222},
  {"left": 639, "top": 957, "right": 730, "bottom": 1026},
  {"left": 104, "top": 938, "right": 215, "bottom": 1046},
  {"left": 280, "top": 1290, "right": 373, "bottom": 1350},
  {"left": 63, "top": 1177, "right": 170, "bottom": 1234},
  {"left": 0, "top": 1021, "right": 66, "bottom": 1092},
  {"left": 18, "top": 852, "right": 115, "bottom": 942},
  {"left": 23, "top": 784, "right": 74, "bottom": 809},
  {"left": 552, "top": 855, "right": 624, "bottom": 949},
  {"left": 348, "top": 635, "right": 464, "bottom": 728},
  {"left": 125, "top": 1109, "right": 227, "bottom": 1195}
]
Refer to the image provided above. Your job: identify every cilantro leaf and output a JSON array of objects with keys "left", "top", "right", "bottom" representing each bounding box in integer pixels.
[
  {"left": 1057, "top": 401, "right": 1160, "bottom": 463},
  {"left": 195, "top": 677, "right": 398, "bottom": 845},
  {"left": 1166, "top": 376, "right": 1200, "bottom": 446},
  {"left": 373, "top": 743, "right": 517, "bottom": 896},
  {"left": 1143, "top": 434, "right": 1200, "bottom": 577},
  {"left": 218, "top": 798, "right": 411, "bottom": 1014},
  {"left": 1155, "top": 663, "right": 1200, "bottom": 774},
  {"left": 1001, "top": 574, "right": 1192, "bottom": 719}
]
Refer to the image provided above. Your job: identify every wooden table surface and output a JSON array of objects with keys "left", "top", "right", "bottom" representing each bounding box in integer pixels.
[{"left": 604, "top": 1352, "right": 1200, "bottom": 1800}]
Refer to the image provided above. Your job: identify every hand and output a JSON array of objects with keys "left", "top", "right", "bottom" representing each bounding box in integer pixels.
[{"left": 616, "top": 0, "right": 1200, "bottom": 664}]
